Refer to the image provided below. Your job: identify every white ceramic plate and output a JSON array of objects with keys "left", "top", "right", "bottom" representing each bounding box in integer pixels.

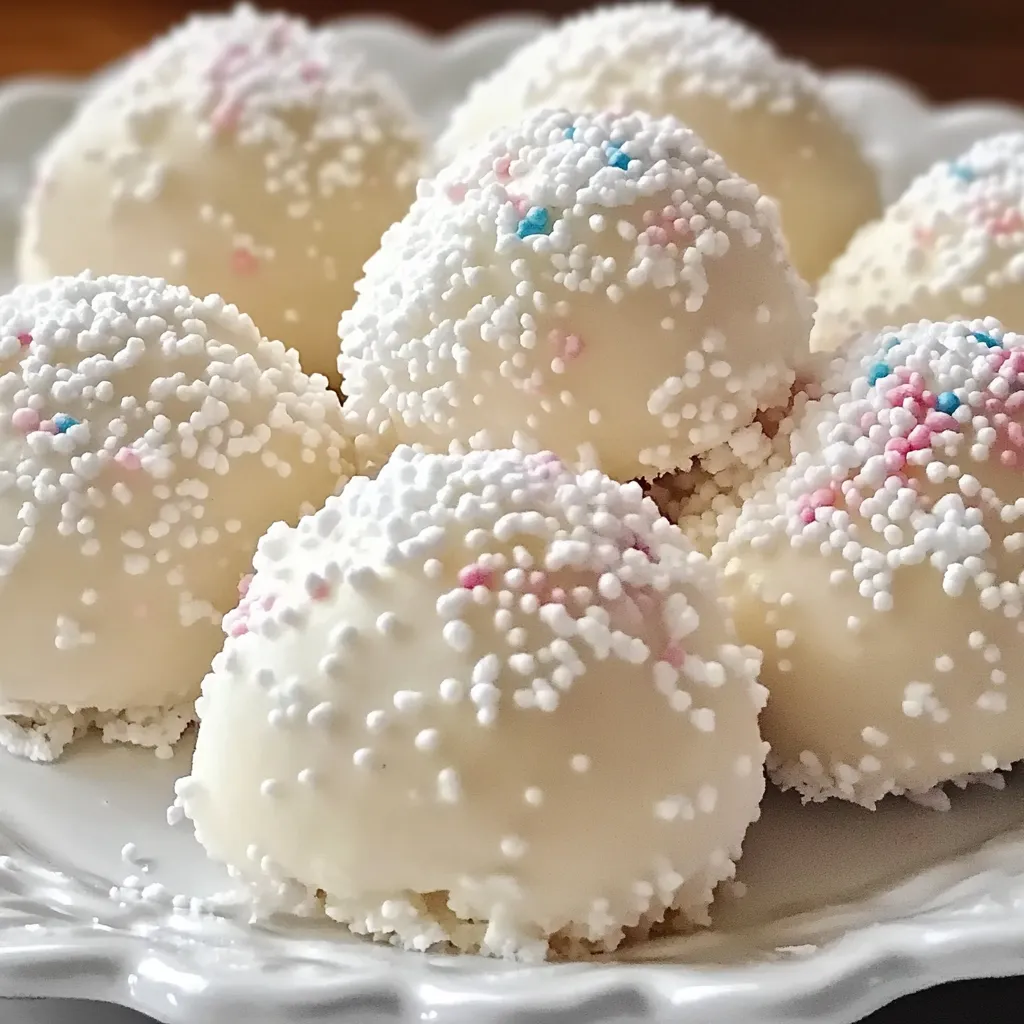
[{"left": 4, "top": 14, "right": 1024, "bottom": 1024}]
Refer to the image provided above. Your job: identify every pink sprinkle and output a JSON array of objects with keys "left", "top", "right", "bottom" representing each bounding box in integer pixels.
[
  {"left": 309, "top": 579, "right": 331, "bottom": 601},
  {"left": 238, "top": 574, "right": 253, "bottom": 598},
  {"left": 629, "top": 535, "right": 652, "bottom": 559},
  {"left": 231, "top": 248, "right": 259, "bottom": 275},
  {"left": 494, "top": 155, "right": 512, "bottom": 181},
  {"left": 799, "top": 507, "right": 816, "bottom": 525},
  {"left": 229, "top": 621, "right": 249, "bottom": 638},
  {"left": 1002, "top": 449, "right": 1019, "bottom": 467},
  {"left": 887, "top": 384, "right": 920, "bottom": 408},
  {"left": 11, "top": 408, "right": 40, "bottom": 433},
  {"left": 38, "top": 419, "right": 57, "bottom": 434},
  {"left": 662, "top": 642, "right": 686, "bottom": 669},
  {"left": 989, "top": 208, "right": 1024, "bottom": 236},
  {"left": 211, "top": 98, "right": 244, "bottom": 134},
  {"left": 988, "top": 350, "right": 1010, "bottom": 371},
  {"left": 1007, "top": 392, "right": 1024, "bottom": 413},
  {"left": 1008, "top": 422, "right": 1024, "bottom": 449},
  {"left": 262, "top": 594, "right": 276, "bottom": 611},
  {"left": 549, "top": 329, "right": 584, "bottom": 362},
  {"left": 886, "top": 437, "right": 912, "bottom": 456},
  {"left": 908, "top": 424, "right": 933, "bottom": 450},
  {"left": 459, "top": 565, "right": 494, "bottom": 590},
  {"left": 114, "top": 447, "right": 141, "bottom": 470},
  {"left": 512, "top": 196, "right": 530, "bottom": 216},
  {"left": 550, "top": 587, "right": 567, "bottom": 604},
  {"left": 810, "top": 488, "right": 836, "bottom": 508},
  {"left": 885, "top": 449, "right": 907, "bottom": 472},
  {"left": 912, "top": 226, "right": 934, "bottom": 247},
  {"left": 16, "top": 333, "right": 31, "bottom": 347},
  {"left": 924, "top": 411, "right": 959, "bottom": 432},
  {"left": 446, "top": 182, "right": 468, "bottom": 202},
  {"left": 299, "top": 61, "right": 325, "bottom": 83}
]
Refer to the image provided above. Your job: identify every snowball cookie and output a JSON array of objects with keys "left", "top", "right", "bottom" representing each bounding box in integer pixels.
[
  {"left": 180, "top": 446, "right": 768, "bottom": 959},
  {"left": 340, "top": 107, "right": 813, "bottom": 483},
  {"left": 437, "top": 3, "right": 880, "bottom": 283},
  {"left": 0, "top": 273, "right": 353, "bottom": 762},
  {"left": 715, "top": 318, "right": 1024, "bottom": 809},
  {"left": 813, "top": 133, "right": 1024, "bottom": 354},
  {"left": 17, "top": 4, "right": 424, "bottom": 389}
]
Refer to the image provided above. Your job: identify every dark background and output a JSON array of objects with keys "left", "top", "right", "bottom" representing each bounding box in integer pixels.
[
  {"left": 3, "top": 0, "right": 1024, "bottom": 106},
  {"left": 4, "top": 1, "right": 1024, "bottom": 1022}
]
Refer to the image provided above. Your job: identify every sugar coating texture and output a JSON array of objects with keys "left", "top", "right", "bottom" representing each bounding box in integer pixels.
[
  {"left": 340, "top": 107, "right": 813, "bottom": 482},
  {"left": 813, "top": 133, "right": 1024, "bottom": 354},
  {"left": 180, "top": 446, "right": 768, "bottom": 959},
  {"left": 436, "top": 3, "right": 880, "bottom": 283},
  {"left": 644, "top": 376, "right": 823, "bottom": 553},
  {"left": 715, "top": 319, "right": 1024, "bottom": 808},
  {"left": 17, "top": 3, "right": 424, "bottom": 389},
  {"left": 0, "top": 273, "right": 353, "bottom": 761}
]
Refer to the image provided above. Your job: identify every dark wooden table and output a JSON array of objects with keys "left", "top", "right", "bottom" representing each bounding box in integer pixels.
[{"left": 2, "top": 2, "right": 1022, "bottom": 1022}]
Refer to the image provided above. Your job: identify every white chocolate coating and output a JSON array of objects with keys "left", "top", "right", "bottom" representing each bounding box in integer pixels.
[
  {"left": 716, "top": 319, "right": 1024, "bottom": 807},
  {"left": 17, "top": 4, "right": 424, "bottom": 388},
  {"left": 437, "top": 3, "right": 880, "bottom": 283},
  {"left": 340, "top": 107, "right": 813, "bottom": 482},
  {"left": 0, "top": 273, "right": 353, "bottom": 749},
  {"left": 181, "top": 446, "right": 767, "bottom": 959},
  {"left": 813, "top": 133, "right": 1024, "bottom": 354}
]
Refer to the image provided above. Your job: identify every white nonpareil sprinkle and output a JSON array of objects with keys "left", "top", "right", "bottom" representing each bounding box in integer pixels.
[{"left": 182, "top": 446, "right": 767, "bottom": 960}]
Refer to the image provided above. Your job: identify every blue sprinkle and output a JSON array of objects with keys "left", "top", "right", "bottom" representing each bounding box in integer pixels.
[
  {"left": 564, "top": 126, "right": 577, "bottom": 140},
  {"left": 950, "top": 163, "right": 976, "bottom": 182},
  {"left": 607, "top": 146, "right": 630, "bottom": 170},
  {"left": 867, "top": 361, "right": 892, "bottom": 386},
  {"left": 935, "top": 391, "right": 961, "bottom": 415},
  {"left": 53, "top": 413, "right": 78, "bottom": 433},
  {"left": 971, "top": 331, "right": 1002, "bottom": 348},
  {"left": 516, "top": 207, "right": 552, "bottom": 239},
  {"left": 884, "top": 337, "right": 900, "bottom": 351}
]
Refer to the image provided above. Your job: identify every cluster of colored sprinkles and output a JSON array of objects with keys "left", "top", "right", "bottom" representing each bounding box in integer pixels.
[
  {"left": 181, "top": 447, "right": 766, "bottom": 958},
  {"left": 0, "top": 273, "right": 352, "bottom": 761},
  {"left": 721, "top": 319, "right": 1024, "bottom": 805},
  {"left": 340, "top": 106, "right": 810, "bottom": 481}
]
